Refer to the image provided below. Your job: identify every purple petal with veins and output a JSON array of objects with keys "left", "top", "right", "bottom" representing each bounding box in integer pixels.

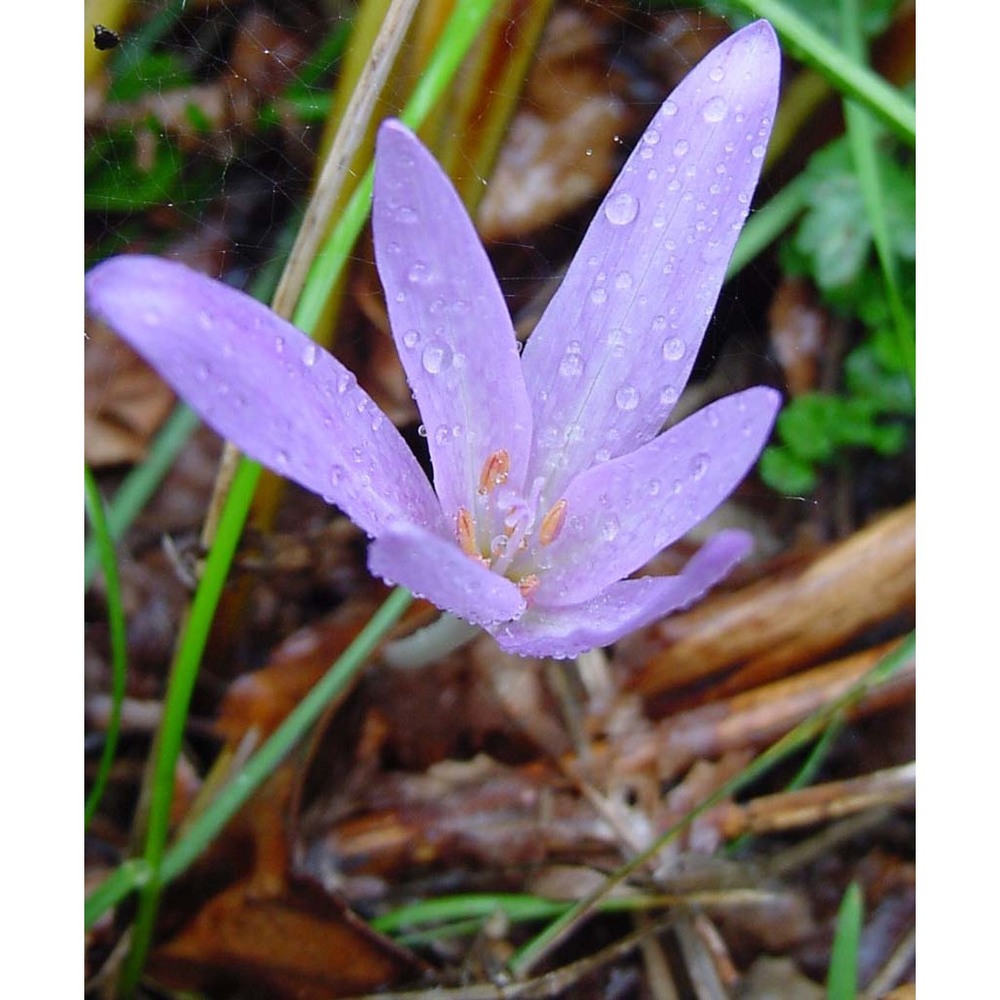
[{"left": 85, "top": 21, "right": 783, "bottom": 659}]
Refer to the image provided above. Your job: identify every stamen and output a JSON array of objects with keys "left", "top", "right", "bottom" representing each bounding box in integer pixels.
[
  {"left": 538, "top": 499, "right": 568, "bottom": 546},
  {"left": 478, "top": 449, "right": 510, "bottom": 494},
  {"left": 455, "top": 507, "right": 480, "bottom": 559}
]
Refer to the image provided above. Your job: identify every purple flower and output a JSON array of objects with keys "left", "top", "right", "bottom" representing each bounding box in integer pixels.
[{"left": 86, "top": 21, "right": 781, "bottom": 659}]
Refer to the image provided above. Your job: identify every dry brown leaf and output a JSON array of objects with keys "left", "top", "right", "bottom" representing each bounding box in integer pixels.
[{"left": 85, "top": 318, "right": 176, "bottom": 466}]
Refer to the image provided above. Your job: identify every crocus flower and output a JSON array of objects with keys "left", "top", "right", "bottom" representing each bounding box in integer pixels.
[{"left": 86, "top": 20, "right": 781, "bottom": 659}]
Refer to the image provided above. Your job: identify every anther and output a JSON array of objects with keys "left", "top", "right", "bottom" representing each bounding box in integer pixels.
[
  {"left": 517, "top": 574, "right": 540, "bottom": 600},
  {"left": 455, "top": 507, "right": 481, "bottom": 560},
  {"left": 538, "top": 499, "right": 568, "bottom": 546},
  {"left": 478, "top": 449, "right": 510, "bottom": 494}
]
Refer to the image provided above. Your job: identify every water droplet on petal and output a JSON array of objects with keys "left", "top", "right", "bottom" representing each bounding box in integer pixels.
[
  {"left": 751, "top": 144, "right": 766, "bottom": 159},
  {"left": 274, "top": 336, "right": 285, "bottom": 354},
  {"left": 604, "top": 191, "right": 639, "bottom": 226},
  {"left": 197, "top": 311, "right": 213, "bottom": 331},
  {"left": 421, "top": 340, "right": 452, "bottom": 374},
  {"left": 660, "top": 385, "right": 679, "bottom": 406},
  {"left": 615, "top": 385, "right": 639, "bottom": 411},
  {"left": 642, "top": 127, "right": 660, "bottom": 146},
  {"left": 600, "top": 515, "right": 620, "bottom": 542},
  {"left": 701, "top": 96, "right": 728, "bottom": 122},
  {"left": 417, "top": 424, "right": 428, "bottom": 438},
  {"left": 673, "top": 139, "right": 689, "bottom": 157},
  {"left": 559, "top": 342, "right": 584, "bottom": 378},
  {"left": 434, "top": 424, "right": 450, "bottom": 445},
  {"left": 690, "top": 452, "right": 710, "bottom": 480},
  {"left": 647, "top": 478, "right": 662, "bottom": 496},
  {"left": 402, "top": 329, "right": 420, "bottom": 349},
  {"left": 590, "top": 287, "right": 608, "bottom": 305},
  {"left": 606, "top": 327, "right": 627, "bottom": 357},
  {"left": 396, "top": 206, "right": 418, "bottom": 224},
  {"left": 195, "top": 363, "right": 209, "bottom": 381},
  {"left": 662, "top": 100, "right": 678, "bottom": 117},
  {"left": 709, "top": 66, "right": 725, "bottom": 82},
  {"left": 301, "top": 343, "right": 318, "bottom": 367},
  {"left": 662, "top": 337, "right": 686, "bottom": 361},
  {"left": 614, "top": 270, "right": 633, "bottom": 290},
  {"left": 408, "top": 261, "right": 430, "bottom": 283},
  {"left": 276, "top": 449, "right": 289, "bottom": 466}
]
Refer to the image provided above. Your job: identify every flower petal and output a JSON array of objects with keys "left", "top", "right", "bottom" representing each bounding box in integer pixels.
[
  {"left": 85, "top": 255, "right": 445, "bottom": 539},
  {"left": 368, "top": 521, "right": 526, "bottom": 627},
  {"left": 373, "top": 120, "right": 533, "bottom": 518},
  {"left": 520, "top": 21, "right": 780, "bottom": 502},
  {"left": 492, "top": 529, "right": 751, "bottom": 657},
  {"left": 535, "top": 387, "right": 780, "bottom": 606}
]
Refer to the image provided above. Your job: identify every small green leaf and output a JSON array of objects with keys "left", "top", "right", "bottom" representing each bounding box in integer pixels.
[{"left": 760, "top": 445, "right": 818, "bottom": 495}]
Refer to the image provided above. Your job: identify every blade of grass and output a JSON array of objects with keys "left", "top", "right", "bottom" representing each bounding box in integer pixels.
[
  {"left": 117, "top": 456, "right": 263, "bottom": 994},
  {"left": 729, "top": 0, "right": 915, "bottom": 145},
  {"left": 839, "top": 0, "right": 916, "bottom": 391},
  {"left": 83, "top": 467, "right": 129, "bottom": 829},
  {"left": 84, "top": 586, "right": 413, "bottom": 930},
  {"left": 508, "top": 633, "right": 914, "bottom": 979},
  {"left": 827, "top": 881, "right": 864, "bottom": 999}
]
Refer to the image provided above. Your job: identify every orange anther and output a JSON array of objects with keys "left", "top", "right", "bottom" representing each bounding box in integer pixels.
[
  {"left": 478, "top": 449, "right": 510, "bottom": 493},
  {"left": 538, "top": 499, "right": 568, "bottom": 546},
  {"left": 456, "top": 507, "right": 480, "bottom": 559}
]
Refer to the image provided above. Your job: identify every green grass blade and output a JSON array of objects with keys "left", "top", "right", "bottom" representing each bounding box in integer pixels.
[
  {"left": 117, "top": 456, "right": 263, "bottom": 994},
  {"left": 827, "top": 881, "right": 864, "bottom": 999},
  {"left": 508, "top": 634, "right": 914, "bottom": 979},
  {"left": 730, "top": 0, "right": 915, "bottom": 145},
  {"left": 83, "top": 467, "right": 129, "bottom": 829}
]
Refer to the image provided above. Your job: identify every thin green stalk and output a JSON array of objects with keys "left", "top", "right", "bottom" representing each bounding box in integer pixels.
[
  {"left": 827, "top": 881, "right": 864, "bottom": 999},
  {"left": 508, "top": 634, "right": 914, "bottom": 979},
  {"left": 84, "top": 586, "right": 413, "bottom": 931},
  {"left": 117, "top": 457, "right": 263, "bottom": 995},
  {"left": 839, "top": 0, "right": 916, "bottom": 390},
  {"left": 730, "top": 0, "right": 915, "bottom": 145},
  {"left": 84, "top": 467, "right": 129, "bottom": 829}
]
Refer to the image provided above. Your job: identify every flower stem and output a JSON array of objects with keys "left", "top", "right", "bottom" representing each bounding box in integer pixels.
[{"left": 382, "top": 613, "right": 482, "bottom": 669}]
